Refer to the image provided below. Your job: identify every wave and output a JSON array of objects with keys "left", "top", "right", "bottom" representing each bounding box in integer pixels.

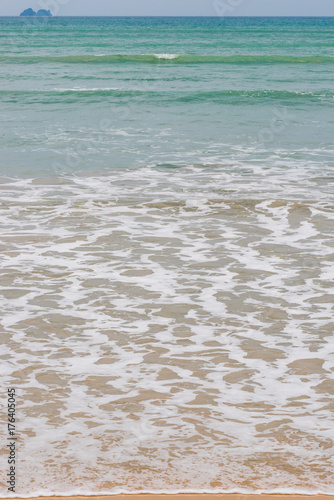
[
  {"left": 1, "top": 54, "right": 334, "bottom": 65},
  {"left": 0, "top": 88, "right": 332, "bottom": 104}
]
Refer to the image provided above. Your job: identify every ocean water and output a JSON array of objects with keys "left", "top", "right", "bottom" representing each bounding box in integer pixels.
[{"left": 0, "top": 16, "right": 334, "bottom": 496}]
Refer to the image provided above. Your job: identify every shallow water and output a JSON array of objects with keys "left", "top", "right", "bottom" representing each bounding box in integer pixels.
[{"left": 0, "top": 16, "right": 333, "bottom": 496}]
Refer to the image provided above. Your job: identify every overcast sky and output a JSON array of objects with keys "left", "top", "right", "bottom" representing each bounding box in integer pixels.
[{"left": 1, "top": 0, "right": 334, "bottom": 17}]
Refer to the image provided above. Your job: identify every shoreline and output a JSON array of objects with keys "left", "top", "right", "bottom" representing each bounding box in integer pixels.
[{"left": 6, "top": 495, "right": 334, "bottom": 500}]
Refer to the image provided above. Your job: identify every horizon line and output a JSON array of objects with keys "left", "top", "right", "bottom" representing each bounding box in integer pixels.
[{"left": 2, "top": 14, "right": 334, "bottom": 18}]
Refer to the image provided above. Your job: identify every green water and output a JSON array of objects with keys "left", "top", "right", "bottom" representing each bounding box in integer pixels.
[{"left": 0, "top": 16, "right": 333, "bottom": 177}]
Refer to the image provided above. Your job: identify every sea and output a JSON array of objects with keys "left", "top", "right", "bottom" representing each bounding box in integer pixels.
[{"left": 0, "top": 16, "right": 333, "bottom": 497}]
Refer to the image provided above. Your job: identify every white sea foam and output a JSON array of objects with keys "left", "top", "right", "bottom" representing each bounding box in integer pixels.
[
  {"left": 154, "top": 53, "right": 179, "bottom": 59},
  {"left": 0, "top": 163, "right": 333, "bottom": 496},
  {"left": 54, "top": 87, "right": 122, "bottom": 92}
]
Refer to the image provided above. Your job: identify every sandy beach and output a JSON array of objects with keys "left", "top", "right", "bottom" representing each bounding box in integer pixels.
[{"left": 10, "top": 495, "right": 334, "bottom": 500}]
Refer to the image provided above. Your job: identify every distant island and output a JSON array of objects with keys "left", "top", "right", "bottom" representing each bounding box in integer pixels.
[{"left": 20, "top": 8, "right": 52, "bottom": 16}]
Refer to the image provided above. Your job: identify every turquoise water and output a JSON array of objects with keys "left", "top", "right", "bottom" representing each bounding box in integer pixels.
[
  {"left": 0, "top": 17, "right": 334, "bottom": 496},
  {"left": 1, "top": 17, "right": 334, "bottom": 176}
]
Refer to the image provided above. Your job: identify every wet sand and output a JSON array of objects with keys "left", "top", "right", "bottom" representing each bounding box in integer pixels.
[{"left": 10, "top": 495, "right": 334, "bottom": 500}]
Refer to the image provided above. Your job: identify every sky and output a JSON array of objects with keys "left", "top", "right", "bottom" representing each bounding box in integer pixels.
[{"left": 1, "top": 0, "right": 333, "bottom": 17}]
